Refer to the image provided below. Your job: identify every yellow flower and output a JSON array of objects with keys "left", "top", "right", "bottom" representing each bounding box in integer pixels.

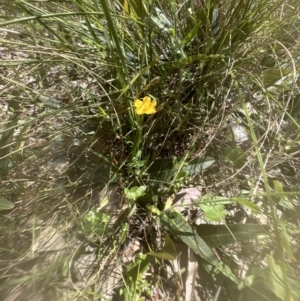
[{"left": 134, "top": 96, "right": 157, "bottom": 115}]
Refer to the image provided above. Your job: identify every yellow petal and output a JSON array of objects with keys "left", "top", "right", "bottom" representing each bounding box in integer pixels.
[
  {"left": 134, "top": 96, "right": 157, "bottom": 115},
  {"left": 144, "top": 105, "right": 156, "bottom": 114},
  {"left": 134, "top": 99, "right": 143, "bottom": 108},
  {"left": 142, "top": 96, "right": 152, "bottom": 105},
  {"left": 135, "top": 106, "right": 145, "bottom": 115},
  {"left": 143, "top": 97, "right": 156, "bottom": 114}
]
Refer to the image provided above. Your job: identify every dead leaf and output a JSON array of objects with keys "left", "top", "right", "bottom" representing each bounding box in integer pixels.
[{"left": 173, "top": 186, "right": 202, "bottom": 212}]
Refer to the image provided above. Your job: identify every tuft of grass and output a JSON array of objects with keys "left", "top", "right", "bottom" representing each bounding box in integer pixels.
[{"left": 1, "top": 0, "right": 300, "bottom": 300}]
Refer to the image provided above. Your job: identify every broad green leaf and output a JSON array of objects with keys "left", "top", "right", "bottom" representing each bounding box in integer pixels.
[
  {"left": 160, "top": 208, "right": 219, "bottom": 266},
  {"left": 124, "top": 186, "right": 146, "bottom": 201},
  {"left": 0, "top": 198, "right": 14, "bottom": 210},
  {"left": 182, "top": 156, "right": 215, "bottom": 176},
  {"left": 232, "top": 197, "right": 261, "bottom": 213},
  {"left": 147, "top": 156, "right": 215, "bottom": 182},
  {"left": 147, "top": 234, "right": 177, "bottom": 261},
  {"left": 164, "top": 197, "right": 173, "bottom": 211},
  {"left": 196, "top": 224, "right": 269, "bottom": 248},
  {"left": 160, "top": 208, "right": 240, "bottom": 284},
  {"left": 262, "top": 68, "right": 291, "bottom": 88},
  {"left": 200, "top": 204, "right": 226, "bottom": 222}
]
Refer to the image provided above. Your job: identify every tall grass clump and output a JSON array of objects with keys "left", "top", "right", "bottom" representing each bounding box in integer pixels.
[{"left": 0, "top": 0, "right": 300, "bottom": 300}]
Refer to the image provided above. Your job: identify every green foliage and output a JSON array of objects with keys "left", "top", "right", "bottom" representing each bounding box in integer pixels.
[
  {"left": 197, "top": 224, "right": 268, "bottom": 248},
  {"left": 81, "top": 206, "right": 112, "bottom": 236},
  {"left": 222, "top": 146, "right": 248, "bottom": 168},
  {"left": 147, "top": 156, "right": 215, "bottom": 182},
  {"left": 0, "top": 198, "right": 14, "bottom": 211},
  {"left": 147, "top": 234, "right": 177, "bottom": 260},
  {"left": 251, "top": 256, "right": 300, "bottom": 301},
  {"left": 1, "top": 0, "right": 300, "bottom": 300},
  {"left": 232, "top": 197, "right": 262, "bottom": 214},
  {"left": 121, "top": 254, "right": 151, "bottom": 301},
  {"left": 124, "top": 185, "right": 147, "bottom": 201},
  {"left": 199, "top": 203, "right": 227, "bottom": 222},
  {"left": 160, "top": 207, "right": 241, "bottom": 285}
]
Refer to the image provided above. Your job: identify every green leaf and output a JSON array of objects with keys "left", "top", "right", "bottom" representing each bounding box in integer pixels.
[
  {"left": 164, "top": 197, "right": 173, "bottom": 211},
  {"left": 180, "top": 23, "right": 200, "bottom": 48},
  {"left": 147, "top": 234, "right": 177, "bottom": 261},
  {"left": 222, "top": 146, "right": 247, "bottom": 168},
  {"left": 147, "top": 205, "right": 161, "bottom": 216},
  {"left": 0, "top": 198, "right": 14, "bottom": 210},
  {"left": 99, "top": 196, "right": 109, "bottom": 210},
  {"left": 160, "top": 208, "right": 240, "bottom": 284},
  {"left": 232, "top": 197, "right": 262, "bottom": 213},
  {"left": 267, "top": 255, "right": 290, "bottom": 301},
  {"left": 124, "top": 186, "right": 147, "bottom": 201},
  {"left": 273, "top": 180, "right": 294, "bottom": 210},
  {"left": 199, "top": 204, "right": 226, "bottom": 222},
  {"left": 160, "top": 208, "right": 219, "bottom": 266},
  {"left": 119, "top": 223, "right": 129, "bottom": 245},
  {"left": 279, "top": 219, "right": 296, "bottom": 261},
  {"left": 201, "top": 195, "right": 234, "bottom": 206},
  {"left": 120, "top": 0, "right": 147, "bottom": 20},
  {"left": 242, "top": 275, "right": 255, "bottom": 288},
  {"left": 126, "top": 253, "right": 150, "bottom": 280},
  {"left": 147, "top": 157, "right": 178, "bottom": 181},
  {"left": 182, "top": 156, "right": 215, "bottom": 176},
  {"left": 262, "top": 68, "right": 292, "bottom": 88},
  {"left": 81, "top": 208, "right": 112, "bottom": 236},
  {"left": 252, "top": 259, "right": 300, "bottom": 301},
  {"left": 196, "top": 224, "right": 269, "bottom": 248},
  {"left": 147, "top": 156, "right": 215, "bottom": 182}
]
